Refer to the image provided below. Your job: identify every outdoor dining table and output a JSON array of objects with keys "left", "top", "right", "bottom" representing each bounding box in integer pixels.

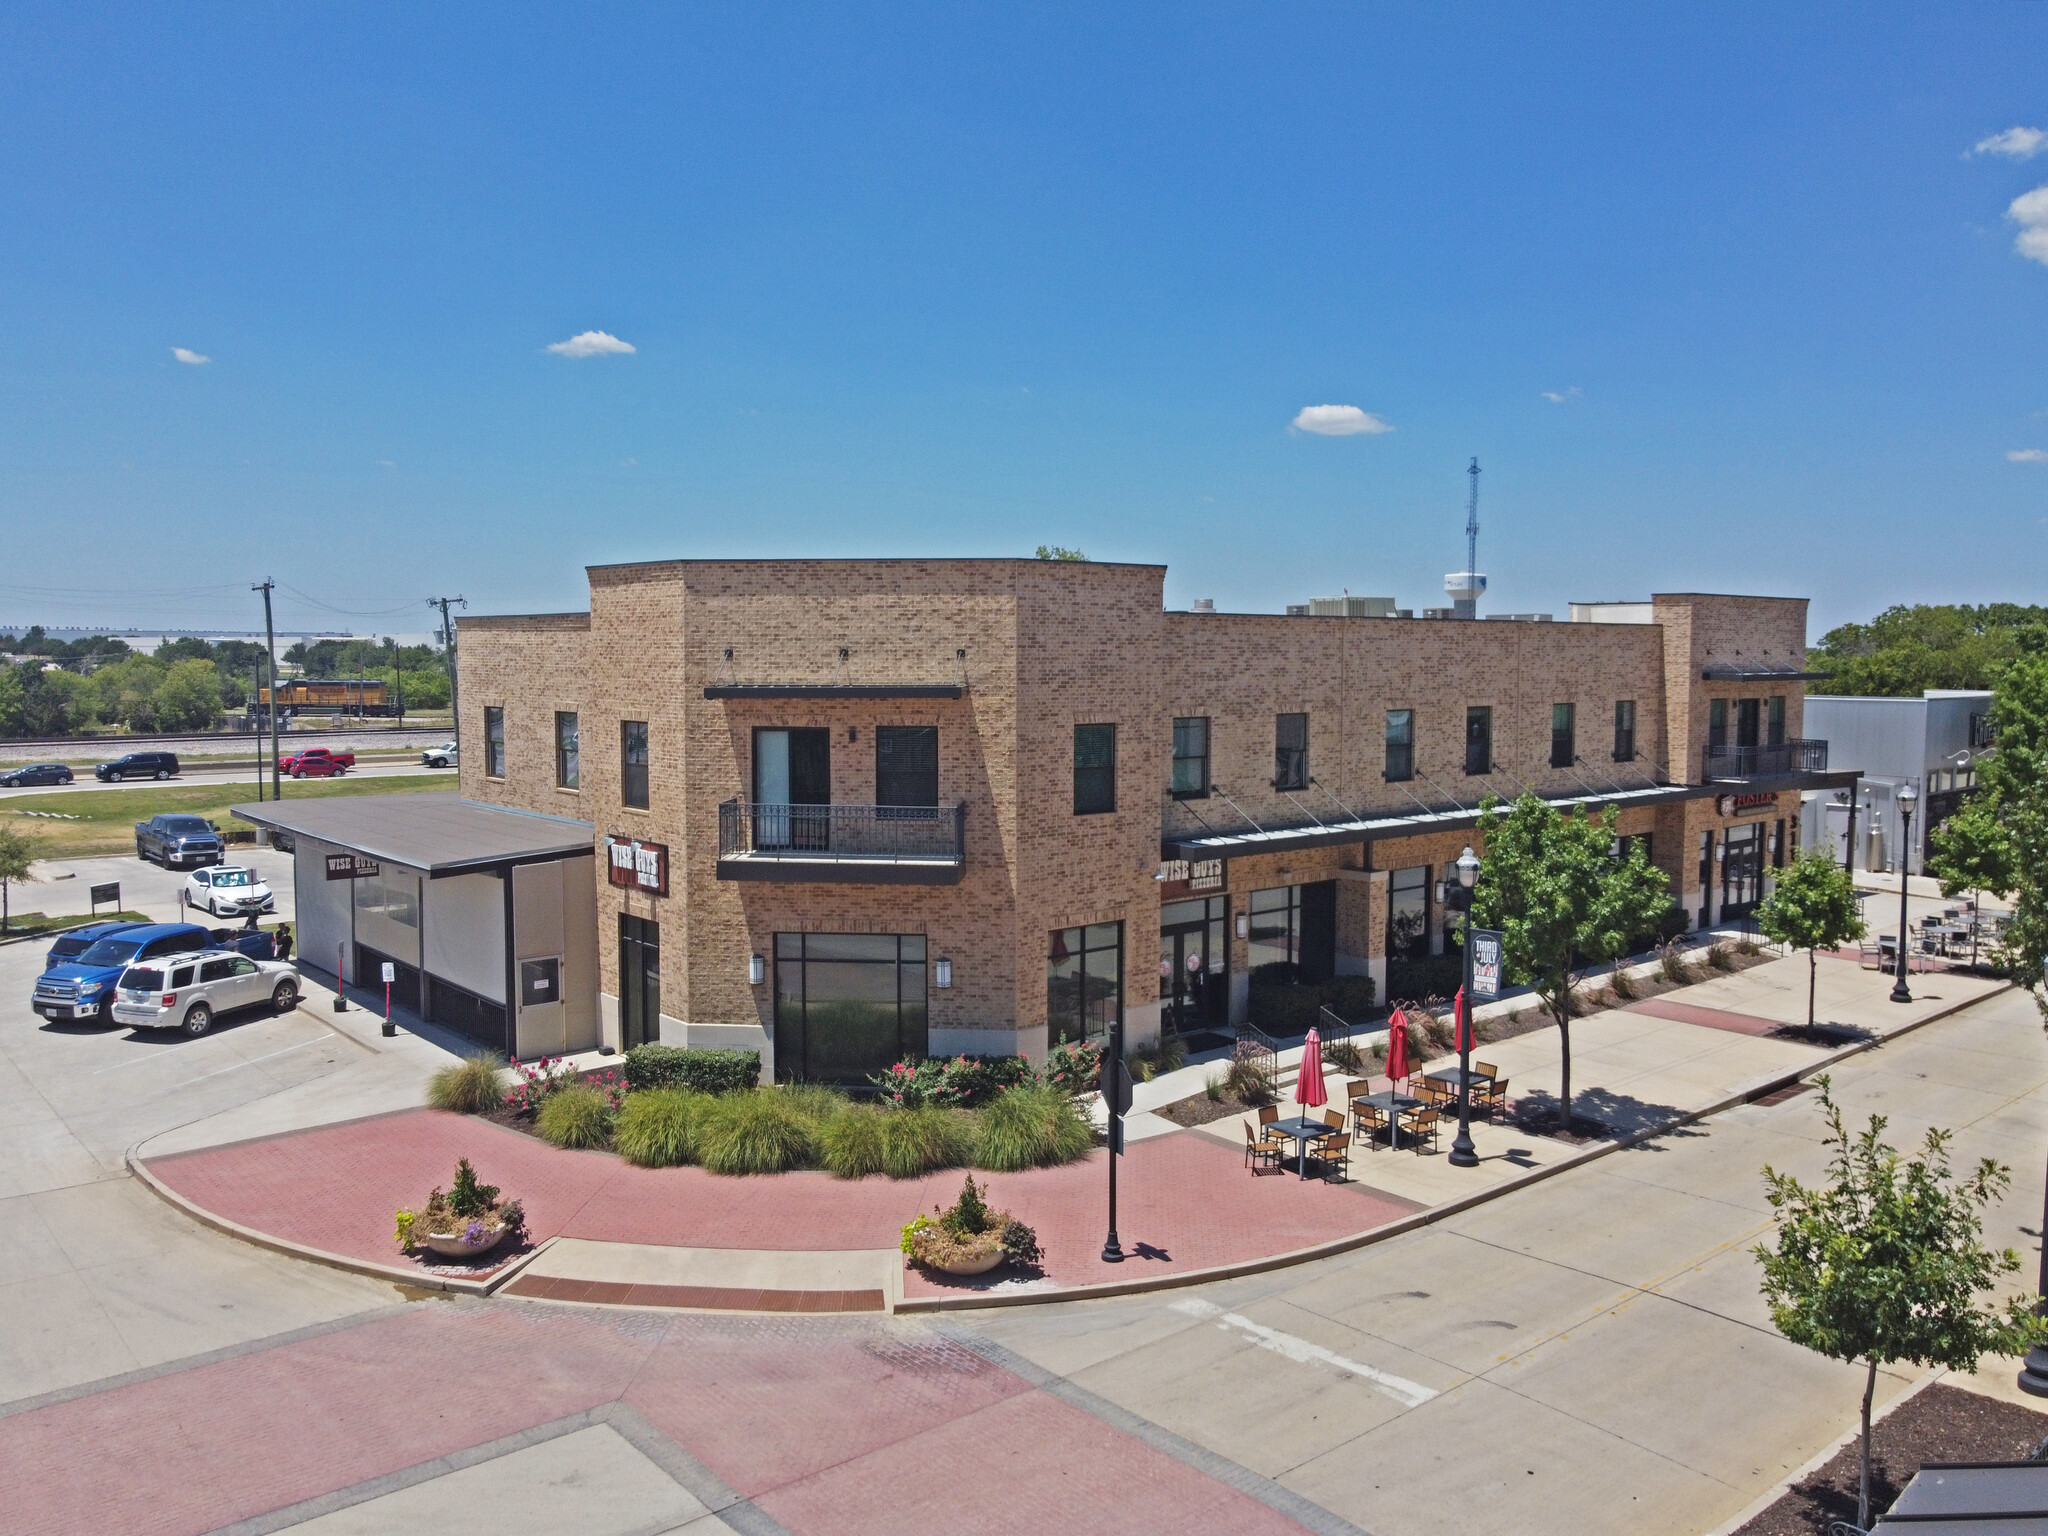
[
  {"left": 1424, "top": 1067, "right": 1489, "bottom": 1095},
  {"left": 1267, "top": 1115, "right": 1337, "bottom": 1179},
  {"left": 1355, "top": 1090, "right": 1423, "bottom": 1150}
]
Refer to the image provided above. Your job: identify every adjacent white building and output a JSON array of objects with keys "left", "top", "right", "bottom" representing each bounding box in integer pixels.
[{"left": 1799, "top": 691, "right": 1992, "bottom": 874}]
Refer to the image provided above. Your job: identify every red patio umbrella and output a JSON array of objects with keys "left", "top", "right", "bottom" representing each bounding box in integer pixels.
[
  {"left": 1295, "top": 1027, "right": 1328, "bottom": 1108},
  {"left": 1455, "top": 988, "right": 1475, "bottom": 1054},
  {"left": 1385, "top": 1008, "right": 1410, "bottom": 1087}
]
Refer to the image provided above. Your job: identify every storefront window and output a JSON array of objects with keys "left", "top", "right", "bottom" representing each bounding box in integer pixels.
[
  {"left": 1387, "top": 867, "right": 1430, "bottom": 959},
  {"left": 1048, "top": 923, "right": 1121, "bottom": 1044},
  {"left": 774, "top": 933, "right": 928, "bottom": 1083},
  {"left": 1248, "top": 886, "right": 1301, "bottom": 972}
]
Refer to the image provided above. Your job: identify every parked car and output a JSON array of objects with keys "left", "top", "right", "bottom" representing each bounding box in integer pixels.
[
  {"left": 206, "top": 927, "right": 288, "bottom": 962},
  {"left": 422, "top": 741, "right": 458, "bottom": 768},
  {"left": 44, "top": 919, "right": 151, "bottom": 972},
  {"left": 95, "top": 751, "right": 180, "bottom": 782},
  {"left": 111, "top": 950, "right": 301, "bottom": 1036},
  {"left": 184, "top": 865, "right": 275, "bottom": 917},
  {"left": 0, "top": 762, "right": 74, "bottom": 787},
  {"left": 135, "top": 813, "right": 225, "bottom": 868},
  {"left": 31, "top": 922, "right": 213, "bottom": 1024},
  {"left": 279, "top": 747, "right": 353, "bottom": 778}
]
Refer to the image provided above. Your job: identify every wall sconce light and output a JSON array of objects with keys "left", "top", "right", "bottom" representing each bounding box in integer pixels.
[
  {"left": 748, "top": 953, "right": 765, "bottom": 986},
  {"left": 1235, "top": 912, "right": 1248, "bottom": 939},
  {"left": 935, "top": 957, "right": 954, "bottom": 989}
]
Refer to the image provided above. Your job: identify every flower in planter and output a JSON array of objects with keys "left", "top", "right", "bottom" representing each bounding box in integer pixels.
[{"left": 904, "top": 1175, "right": 1041, "bottom": 1274}]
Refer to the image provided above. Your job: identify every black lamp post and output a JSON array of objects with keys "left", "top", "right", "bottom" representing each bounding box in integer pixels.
[
  {"left": 1448, "top": 845, "right": 1481, "bottom": 1169},
  {"left": 1890, "top": 782, "right": 1918, "bottom": 1005}
]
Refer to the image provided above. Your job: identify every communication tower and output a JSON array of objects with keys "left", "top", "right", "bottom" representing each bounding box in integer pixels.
[{"left": 1443, "top": 458, "right": 1485, "bottom": 620}]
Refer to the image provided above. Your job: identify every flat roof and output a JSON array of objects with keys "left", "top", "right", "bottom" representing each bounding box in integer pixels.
[{"left": 230, "top": 793, "right": 593, "bottom": 876}]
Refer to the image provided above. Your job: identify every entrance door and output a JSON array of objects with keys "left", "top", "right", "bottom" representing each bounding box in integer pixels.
[
  {"left": 1721, "top": 824, "right": 1764, "bottom": 918},
  {"left": 1159, "top": 897, "right": 1227, "bottom": 1036},
  {"left": 753, "top": 728, "right": 831, "bottom": 849},
  {"left": 619, "top": 914, "right": 660, "bottom": 1049}
]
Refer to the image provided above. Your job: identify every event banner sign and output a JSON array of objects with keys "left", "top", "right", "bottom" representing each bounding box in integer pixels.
[{"left": 1469, "top": 928, "right": 1505, "bottom": 999}]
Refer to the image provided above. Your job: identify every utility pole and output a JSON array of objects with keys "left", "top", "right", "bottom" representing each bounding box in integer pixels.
[
  {"left": 255, "top": 580, "right": 281, "bottom": 798},
  {"left": 251, "top": 664, "right": 265, "bottom": 801},
  {"left": 429, "top": 596, "right": 466, "bottom": 749}
]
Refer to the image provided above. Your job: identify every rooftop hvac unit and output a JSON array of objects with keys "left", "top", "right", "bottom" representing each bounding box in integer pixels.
[{"left": 1305, "top": 595, "right": 1398, "bottom": 618}]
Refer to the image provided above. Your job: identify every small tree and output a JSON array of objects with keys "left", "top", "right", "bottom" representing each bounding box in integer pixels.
[
  {"left": 0, "top": 824, "right": 38, "bottom": 936},
  {"left": 1472, "top": 794, "right": 1643, "bottom": 1129},
  {"left": 1757, "top": 1079, "right": 2045, "bottom": 1531},
  {"left": 1585, "top": 836, "right": 1675, "bottom": 994},
  {"left": 1034, "top": 545, "right": 1087, "bottom": 561},
  {"left": 1756, "top": 850, "right": 1867, "bottom": 1029}
]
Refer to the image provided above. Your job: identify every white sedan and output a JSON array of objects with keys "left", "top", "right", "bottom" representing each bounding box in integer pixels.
[{"left": 183, "top": 865, "right": 276, "bottom": 918}]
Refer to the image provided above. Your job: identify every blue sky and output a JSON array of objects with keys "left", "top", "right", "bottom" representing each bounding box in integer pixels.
[{"left": 2, "top": 4, "right": 2045, "bottom": 640}]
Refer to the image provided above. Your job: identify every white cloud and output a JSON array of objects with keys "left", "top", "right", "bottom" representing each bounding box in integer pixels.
[
  {"left": 2011, "top": 185, "right": 2048, "bottom": 265},
  {"left": 1973, "top": 127, "right": 2047, "bottom": 160},
  {"left": 1291, "top": 404, "right": 1393, "bottom": 436},
  {"left": 545, "top": 330, "right": 636, "bottom": 358},
  {"left": 2011, "top": 449, "right": 2048, "bottom": 463},
  {"left": 1540, "top": 387, "right": 1582, "bottom": 404},
  {"left": 171, "top": 347, "right": 210, "bottom": 365}
]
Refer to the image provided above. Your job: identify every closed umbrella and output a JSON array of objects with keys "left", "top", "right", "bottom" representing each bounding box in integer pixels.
[
  {"left": 1386, "top": 1008, "right": 1411, "bottom": 1088},
  {"left": 1295, "top": 1027, "right": 1328, "bottom": 1108}
]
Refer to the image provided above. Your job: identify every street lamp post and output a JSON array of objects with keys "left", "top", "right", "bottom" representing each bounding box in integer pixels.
[
  {"left": 1890, "top": 782, "right": 1919, "bottom": 1005},
  {"left": 1448, "top": 846, "right": 1482, "bottom": 1169}
]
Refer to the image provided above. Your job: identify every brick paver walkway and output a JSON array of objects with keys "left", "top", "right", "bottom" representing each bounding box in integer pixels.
[
  {"left": 2, "top": 1303, "right": 1321, "bottom": 1536},
  {"left": 141, "top": 1107, "right": 1424, "bottom": 1299}
]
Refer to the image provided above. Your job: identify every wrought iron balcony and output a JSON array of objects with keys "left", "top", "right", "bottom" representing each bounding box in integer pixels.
[
  {"left": 1701, "top": 739, "right": 1828, "bottom": 782},
  {"left": 716, "top": 800, "right": 966, "bottom": 885}
]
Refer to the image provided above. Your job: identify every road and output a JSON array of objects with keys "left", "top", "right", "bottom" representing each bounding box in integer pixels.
[
  {"left": 1, "top": 885, "right": 2042, "bottom": 1533},
  {"left": 0, "top": 725, "right": 450, "bottom": 764},
  {"left": 0, "top": 758, "right": 447, "bottom": 799}
]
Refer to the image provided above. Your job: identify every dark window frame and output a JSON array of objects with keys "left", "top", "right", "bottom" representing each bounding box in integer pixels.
[
  {"left": 555, "top": 711, "right": 579, "bottom": 790},
  {"left": 1709, "top": 698, "right": 1728, "bottom": 751},
  {"left": 1047, "top": 921, "right": 1123, "bottom": 1045},
  {"left": 1550, "top": 703, "right": 1576, "bottom": 769},
  {"left": 1171, "top": 716, "right": 1210, "bottom": 799},
  {"left": 1274, "top": 712, "right": 1308, "bottom": 791},
  {"left": 1384, "top": 709, "right": 1414, "bottom": 783},
  {"left": 875, "top": 725, "right": 939, "bottom": 809},
  {"left": 1766, "top": 695, "right": 1786, "bottom": 748},
  {"left": 621, "top": 719, "right": 650, "bottom": 810},
  {"left": 1074, "top": 723, "right": 1117, "bottom": 815},
  {"left": 483, "top": 706, "right": 506, "bottom": 779},
  {"left": 1613, "top": 699, "right": 1637, "bottom": 763},
  {"left": 1464, "top": 706, "right": 1492, "bottom": 776}
]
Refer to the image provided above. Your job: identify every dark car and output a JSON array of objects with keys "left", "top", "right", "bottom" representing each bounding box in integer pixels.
[
  {"left": 44, "top": 919, "right": 151, "bottom": 972},
  {"left": 96, "top": 751, "right": 180, "bottom": 782},
  {"left": 135, "top": 813, "right": 224, "bottom": 868},
  {"left": 0, "top": 762, "right": 74, "bottom": 787}
]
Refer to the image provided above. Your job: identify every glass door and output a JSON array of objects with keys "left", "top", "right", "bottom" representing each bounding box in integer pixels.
[
  {"left": 754, "top": 728, "right": 831, "bottom": 849},
  {"left": 1159, "top": 897, "right": 1227, "bottom": 1036},
  {"left": 1721, "top": 824, "right": 1764, "bottom": 917},
  {"left": 619, "top": 914, "right": 660, "bottom": 1049}
]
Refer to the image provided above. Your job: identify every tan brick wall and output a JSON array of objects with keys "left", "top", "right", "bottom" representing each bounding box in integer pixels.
[{"left": 1652, "top": 593, "right": 1810, "bottom": 783}]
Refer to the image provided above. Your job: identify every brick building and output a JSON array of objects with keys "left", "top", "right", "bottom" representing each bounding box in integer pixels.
[{"left": 439, "top": 558, "right": 1851, "bottom": 1081}]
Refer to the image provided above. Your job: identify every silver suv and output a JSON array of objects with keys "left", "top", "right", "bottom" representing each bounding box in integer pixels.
[{"left": 111, "top": 951, "right": 301, "bottom": 1037}]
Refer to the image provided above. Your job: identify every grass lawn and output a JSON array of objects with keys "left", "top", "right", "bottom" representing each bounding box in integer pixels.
[
  {"left": 0, "top": 908, "right": 153, "bottom": 940},
  {"left": 1, "top": 773, "right": 457, "bottom": 860}
]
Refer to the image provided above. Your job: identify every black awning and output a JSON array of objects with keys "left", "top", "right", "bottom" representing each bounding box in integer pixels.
[
  {"left": 703, "top": 683, "right": 964, "bottom": 700},
  {"left": 1700, "top": 664, "right": 1832, "bottom": 682}
]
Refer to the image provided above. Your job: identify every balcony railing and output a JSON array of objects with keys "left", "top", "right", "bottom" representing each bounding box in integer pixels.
[
  {"left": 1701, "top": 739, "right": 1828, "bottom": 781},
  {"left": 716, "top": 800, "right": 966, "bottom": 885}
]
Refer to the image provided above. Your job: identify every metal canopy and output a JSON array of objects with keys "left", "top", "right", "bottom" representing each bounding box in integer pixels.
[
  {"left": 1700, "top": 663, "right": 1832, "bottom": 681},
  {"left": 702, "top": 683, "right": 964, "bottom": 700},
  {"left": 1875, "top": 1459, "right": 2048, "bottom": 1530},
  {"left": 230, "top": 793, "right": 593, "bottom": 877}
]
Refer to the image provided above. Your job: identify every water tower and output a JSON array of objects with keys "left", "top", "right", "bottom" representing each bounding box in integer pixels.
[{"left": 1443, "top": 458, "right": 1485, "bottom": 620}]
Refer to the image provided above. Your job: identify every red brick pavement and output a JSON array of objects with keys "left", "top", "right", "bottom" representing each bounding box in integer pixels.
[
  {"left": 142, "top": 1109, "right": 1425, "bottom": 1298},
  {"left": 1623, "top": 996, "right": 1787, "bottom": 1036},
  {"left": 3, "top": 1304, "right": 1319, "bottom": 1536}
]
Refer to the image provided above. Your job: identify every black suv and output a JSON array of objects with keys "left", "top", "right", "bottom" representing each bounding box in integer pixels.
[{"left": 96, "top": 752, "right": 180, "bottom": 782}]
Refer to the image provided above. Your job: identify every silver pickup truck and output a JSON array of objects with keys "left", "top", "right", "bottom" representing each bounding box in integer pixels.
[{"left": 135, "top": 813, "right": 224, "bottom": 868}]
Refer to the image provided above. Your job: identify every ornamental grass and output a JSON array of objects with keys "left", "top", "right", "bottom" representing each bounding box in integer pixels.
[
  {"left": 536, "top": 1083, "right": 613, "bottom": 1149},
  {"left": 426, "top": 1053, "right": 504, "bottom": 1114},
  {"left": 695, "top": 1088, "right": 821, "bottom": 1174},
  {"left": 972, "top": 1083, "right": 1093, "bottom": 1171},
  {"left": 879, "top": 1104, "right": 975, "bottom": 1178},
  {"left": 612, "top": 1088, "right": 712, "bottom": 1167},
  {"left": 818, "top": 1101, "right": 888, "bottom": 1178}
]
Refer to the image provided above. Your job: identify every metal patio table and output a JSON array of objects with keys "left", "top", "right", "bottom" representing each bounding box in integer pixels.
[
  {"left": 1354, "top": 1090, "right": 1422, "bottom": 1150},
  {"left": 1267, "top": 1115, "right": 1338, "bottom": 1178}
]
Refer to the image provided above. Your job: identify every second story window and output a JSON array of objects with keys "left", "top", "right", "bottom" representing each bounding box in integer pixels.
[
  {"left": 1171, "top": 717, "right": 1209, "bottom": 799},
  {"left": 1384, "top": 710, "right": 1414, "bottom": 782},
  {"left": 1709, "top": 698, "right": 1728, "bottom": 751},
  {"left": 1465, "top": 706, "right": 1492, "bottom": 776},
  {"left": 1737, "top": 698, "right": 1761, "bottom": 749},
  {"left": 555, "top": 712, "right": 579, "bottom": 789},
  {"left": 1613, "top": 700, "right": 1636, "bottom": 762},
  {"left": 1074, "top": 724, "right": 1116, "bottom": 815},
  {"left": 1274, "top": 712, "right": 1308, "bottom": 791},
  {"left": 1550, "top": 703, "right": 1576, "bottom": 769},
  {"left": 876, "top": 725, "right": 938, "bottom": 809},
  {"left": 621, "top": 719, "right": 649, "bottom": 809},
  {"left": 1767, "top": 695, "right": 1786, "bottom": 747},
  {"left": 483, "top": 707, "right": 506, "bottom": 779}
]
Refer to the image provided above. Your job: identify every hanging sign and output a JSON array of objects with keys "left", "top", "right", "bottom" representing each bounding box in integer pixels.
[
  {"left": 325, "top": 853, "right": 380, "bottom": 880},
  {"left": 1468, "top": 928, "right": 1505, "bottom": 1000},
  {"left": 607, "top": 835, "right": 669, "bottom": 897}
]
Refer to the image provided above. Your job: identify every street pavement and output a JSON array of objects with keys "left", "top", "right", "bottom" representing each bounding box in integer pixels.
[
  {"left": 3, "top": 860, "right": 2046, "bottom": 1532},
  {"left": 0, "top": 758, "right": 448, "bottom": 799}
]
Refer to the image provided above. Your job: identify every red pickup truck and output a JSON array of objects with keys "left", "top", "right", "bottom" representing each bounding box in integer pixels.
[{"left": 279, "top": 747, "right": 354, "bottom": 778}]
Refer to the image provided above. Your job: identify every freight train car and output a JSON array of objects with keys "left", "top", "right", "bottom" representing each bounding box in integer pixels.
[{"left": 256, "top": 678, "right": 398, "bottom": 717}]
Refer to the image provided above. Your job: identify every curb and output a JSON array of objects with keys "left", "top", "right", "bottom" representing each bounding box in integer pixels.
[{"left": 896, "top": 980, "right": 2013, "bottom": 1314}]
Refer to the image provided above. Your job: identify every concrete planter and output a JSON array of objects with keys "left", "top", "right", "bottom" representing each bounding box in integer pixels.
[{"left": 419, "top": 1224, "right": 506, "bottom": 1259}]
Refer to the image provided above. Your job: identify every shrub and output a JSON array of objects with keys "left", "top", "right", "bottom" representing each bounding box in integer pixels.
[
  {"left": 904, "top": 1175, "right": 1040, "bottom": 1273},
  {"left": 1657, "top": 941, "right": 1696, "bottom": 985},
  {"left": 537, "top": 1084, "right": 613, "bottom": 1149},
  {"left": 1043, "top": 1039, "right": 1105, "bottom": 1095},
  {"left": 613, "top": 1088, "right": 711, "bottom": 1167},
  {"left": 974, "top": 1083, "right": 1093, "bottom": 1171},
  {"left": 1387, "top": 953, "right": 1463, "bottom": 1002},
  {"left": 1249, "top": 971, "right": 1378, "bottom": 1034},
  {"left": 880, "top": 1105, "right": 975, "bottom": 1178},
  {"left": 1707, "top": 940, "right": 1737, "bottom": 972},
  {"left": 695, "top": 1090, "right": 820, "bottom": 1174},
  {"left": 427, "top": 1054, "right": 504, "bottom": 1114},
  {"left": 623, "top": 1045, "right": 761, "bottom": 1095},
  {"left": 820, "top": 1101, "right": 890, "bottom": 1178},
  {"left": 506, "top": 1057, "right": 625, "bottom": 1117},
  {"left": 1204, "top": 1071, "right": 1224, "bottom": 1103},
  {"left": 1224, "top": 1056, "right": 1276, "bottom": 1106},
  {"left": 1126, "top": 1036, "right": 1186, "bottom": 1083},
  {"left": 779, "top": 1083, "right": 852, "bottom": 1132},
  {"left": 1608, "top": 966, "right": 1637, "bottom": 1001},
  {"left": 871, "top": 1054, "right": 1033, "bottom": 1109},
  {"left": 1322, "top": 1038, "right": 1366, "bottom": 1074}
]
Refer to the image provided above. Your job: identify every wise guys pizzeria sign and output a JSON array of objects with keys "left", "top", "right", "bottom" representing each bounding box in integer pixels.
[{"left": 607, "top": 835, "right": 669, "bottom": 897}]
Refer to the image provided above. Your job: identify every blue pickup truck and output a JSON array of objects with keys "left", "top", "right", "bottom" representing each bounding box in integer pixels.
[
  {"left": 33, "top": 923, "right": 216, "bottom": 1025},
  {"left": 42, "top": 919, "right": 151, "bottom": 972}
]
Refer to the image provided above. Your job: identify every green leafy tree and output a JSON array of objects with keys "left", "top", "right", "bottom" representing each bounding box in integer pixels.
[
  {"left": 0, "top": 663, "right": 25, "bottom": 738},
  {"left": 1814, "top": 603, "right": 2048, "bottom": 697},
  {"left": 1472, "top": 794, "right": 1653, "bottom": 1128},
  {"left": 0, "top": 825, "right": 39, "bottom": 935},
  {"left": 1585, "top": 836, "right": 1675, "bottom": 989},
  {"left": 1927, "top": 627, "right": 2048, "bottom": 1014},
  {"left": 1034, "top": 545, "right": 1087, "bottom": 561},
  {"left": 1756, "top": 1079, "right": 2045, "bottom": 1530},
  {"left": 1756, "top": 850, "right": 1868, "bottom": 1028},
  {"left": 153, "top": 658, "right": 225, "bottom": 730}
]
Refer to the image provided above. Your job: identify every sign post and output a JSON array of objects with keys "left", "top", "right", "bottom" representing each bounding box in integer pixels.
[
  {"left": 88, "top": 881, "right": 119, "bottom": 916},
  {"left": 1100, "top": 1022, "right": 1132, "bottom": 1263},
  {"left": 380, "top": 961, "right": 396, "bottom": 1037},
  {"left": 334, "top": 942, "right": 348, "bottom": 1011}
]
